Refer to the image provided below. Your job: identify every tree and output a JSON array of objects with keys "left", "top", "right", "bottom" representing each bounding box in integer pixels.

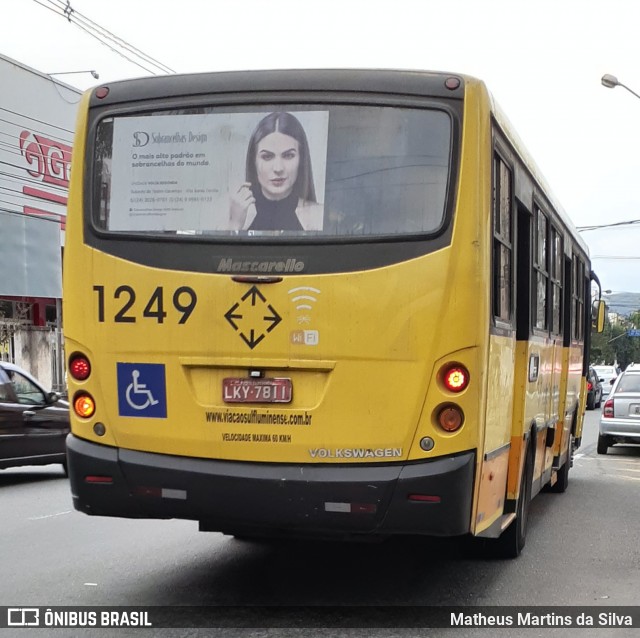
[{"left": 591, "top": 312, "right": 640, "bottom": 368}]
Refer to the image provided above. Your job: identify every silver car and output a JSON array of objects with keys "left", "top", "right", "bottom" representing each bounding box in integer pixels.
[
  {"left": 598, "top": 364, "right": 640, "bottom": 454},
  {"left": 593, "top": 364, "right": 619, "bottom": 398}
]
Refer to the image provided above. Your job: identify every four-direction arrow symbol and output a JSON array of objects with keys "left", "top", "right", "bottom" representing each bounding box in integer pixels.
[{"left": 224, "top": 286, "right": 282, "bottom": 349}]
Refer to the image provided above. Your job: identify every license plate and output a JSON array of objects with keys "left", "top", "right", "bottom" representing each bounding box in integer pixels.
[{"left": 223, "top": 377, "right": 292, "bottom": 403}]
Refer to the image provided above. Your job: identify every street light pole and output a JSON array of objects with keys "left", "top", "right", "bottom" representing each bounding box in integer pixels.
[
  {"left": 601, "top": 74, "right": 640, "bottom": 100},
  {"left": 48, "top": 70, "right": 100, "bottom": 79},
  {"left": 607, "top": 332, "right": 627, "bottom": 344}
]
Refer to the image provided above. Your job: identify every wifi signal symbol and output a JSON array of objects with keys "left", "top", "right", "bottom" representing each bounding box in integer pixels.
[{"left": 288, "top": 286, "right": 321, "bottom": 311}]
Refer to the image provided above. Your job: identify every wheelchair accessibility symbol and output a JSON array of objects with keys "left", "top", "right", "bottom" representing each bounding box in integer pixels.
[
  {"left": 126, "top": 370, "right": 159, "bottom": 410},
  {"left": 117, "top": 363, "right": 167, "bottom": 418}
]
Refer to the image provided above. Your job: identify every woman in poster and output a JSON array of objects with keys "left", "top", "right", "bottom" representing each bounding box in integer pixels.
[{"left": 229, "top": 111, "right": 324, "bottom": 231}]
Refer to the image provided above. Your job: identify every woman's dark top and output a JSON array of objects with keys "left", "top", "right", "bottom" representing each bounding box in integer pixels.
[{"left": 249, "top": 187, "right": 303, "bottom": 231}]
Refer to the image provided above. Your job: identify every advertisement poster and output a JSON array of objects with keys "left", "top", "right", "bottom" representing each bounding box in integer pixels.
[{"left": 109, "top": 110, "right": 329, "bottom": 233}]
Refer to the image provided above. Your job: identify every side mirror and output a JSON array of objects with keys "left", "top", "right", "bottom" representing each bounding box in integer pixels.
[
  {"left": 46, "top": 391, "right": 60, "bottom": 405},
  {"left": 592, "top": 300, "right": 606, "bottom": 333}
]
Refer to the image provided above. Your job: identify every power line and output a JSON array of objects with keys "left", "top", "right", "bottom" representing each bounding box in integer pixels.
[
  {"left": 577, "top": 219, "right": 640, "bottom": 231},
  {"left": 0, "top": 202, "right": 21, "bottom": 214},
  {"left": 0, "top": 184, "right": 67, "bottom": 206},
  {"left": 0, "top": 204, "right": 63, "bottom": 224},
  {"left": 0, "top": 140, "right": 68, "bottom": 165},
  {"left": 0, "top": 189, "right": 66, "bottom": 211},
  {"left": 33, "top": 0, "right": 174, "bottom": 76},
  {"left": 49, "top": 0, "right": 174, "bottom": 74},
  {"left": 0, "top": 105, "right": 74, "bottom": 136},
  {"left": 33, "top": 0, "right": 160, "bottom": 76},
  {"left": 0, "top": 168, "right": 70, "bottom": 194},
  {"left": 0, "top": 127, "right": 73, "bottom": 153},
  {"left": 0, "top": 158, "right": 71, "bottom": 191},
  {"left": 591, "top": 255, "right": 640, "bottom": 260}
]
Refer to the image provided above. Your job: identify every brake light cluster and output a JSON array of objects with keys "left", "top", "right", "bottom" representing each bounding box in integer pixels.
[
  {"left": 587, "top": 381, "right": 593, "bottom": 391},
  {"left": 603, "top": 398, "right": 614, "bottom": 418},
  {"left": 69, "top": 353, "right": 96, "bottom": 419},
  {"left": 435, "top": 363, "right": 470, "bottom": 433}
]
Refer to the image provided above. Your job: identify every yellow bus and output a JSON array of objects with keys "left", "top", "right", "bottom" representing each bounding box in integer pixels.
[{"left": 64, "top": 70, "right": 604, "bottom": 557}]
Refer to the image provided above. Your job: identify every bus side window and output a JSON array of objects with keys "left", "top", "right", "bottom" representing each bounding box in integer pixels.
[
  {"left": 533, "top": 206, "right": 549, "bottom": 332},
  {"left": 572, "top": 256, "right": 585, "bottom": 341},
  {"left": 492, "top": 151, "right": 514, "bottom": 325}
]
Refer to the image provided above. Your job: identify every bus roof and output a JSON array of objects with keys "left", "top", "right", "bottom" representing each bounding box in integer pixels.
[
  {"left": 88, "top": 67, "right": 589, "bottom": 258},
  {"left": 88, "top": 68, "right": 467, "bottom": 105}
]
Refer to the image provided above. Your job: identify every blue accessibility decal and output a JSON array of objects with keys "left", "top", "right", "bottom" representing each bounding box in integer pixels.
[{"left": 117, "top": 363, "right": 167, "bottom": 418}]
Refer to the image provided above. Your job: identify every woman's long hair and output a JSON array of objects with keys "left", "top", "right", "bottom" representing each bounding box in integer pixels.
[{"left": 245, "top": 112, "right": 316, "bottom": 202}]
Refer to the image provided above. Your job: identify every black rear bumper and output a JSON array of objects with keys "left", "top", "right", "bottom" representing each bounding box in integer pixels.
[{"left": 66, "top": 434, "right": 475, "bottom": 538}]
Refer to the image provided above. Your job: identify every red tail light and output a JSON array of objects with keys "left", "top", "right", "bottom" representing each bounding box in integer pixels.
[
  {"left": 442, "top": 364, "right": 470, "bottom": 393},
  {"left": 437, "top": 405, "right": 465, "bottom": 432},
  {"left": 603, "top": 398, "right": 614, "bottom": 418},
  {"left": 69, "top": 354, "right": 91, "bottom": 381},
  {"left": 85, "top": 476, "right": 113, "bottom": 484},
  {"left": 587, "top": 381, "right": 593, "bottom": 391}
]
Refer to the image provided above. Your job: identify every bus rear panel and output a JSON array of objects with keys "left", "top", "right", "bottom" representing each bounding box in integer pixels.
[{"left": 64, "top": 70, "right": 592, "bottom": 551}]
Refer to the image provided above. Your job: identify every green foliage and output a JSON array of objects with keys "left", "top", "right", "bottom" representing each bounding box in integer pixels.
[{"left": 591, "top": 312, "right": 640, "bottom": 369}]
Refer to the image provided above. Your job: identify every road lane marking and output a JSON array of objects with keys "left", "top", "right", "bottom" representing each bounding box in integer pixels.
[
  {"left": 28, "top": 510, "right": 72, "bottom": 520},
  {"left": 577, "top": 456, "right": 640, "bottom": 463}
]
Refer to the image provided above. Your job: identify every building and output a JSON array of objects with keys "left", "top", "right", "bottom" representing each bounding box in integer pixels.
[{"left": 0, "top": 53, "right": 81, "bottom": 392}]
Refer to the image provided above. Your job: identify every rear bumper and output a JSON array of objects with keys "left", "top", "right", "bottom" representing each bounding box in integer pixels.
[
  {"left": 600, "top": 419, "right": 640, "bottom": 440},
  {"left": 66, "top": 434, "right": 475, "bottom": 538}
]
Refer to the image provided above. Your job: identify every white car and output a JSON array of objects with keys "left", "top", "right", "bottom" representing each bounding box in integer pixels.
[{"left": 592, "top": 365, "right": 619, "bottom": 397}]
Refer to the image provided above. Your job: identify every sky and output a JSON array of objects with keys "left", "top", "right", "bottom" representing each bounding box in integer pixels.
[{"left": 4, "top": 0, "right": 640, "bottom": 294}]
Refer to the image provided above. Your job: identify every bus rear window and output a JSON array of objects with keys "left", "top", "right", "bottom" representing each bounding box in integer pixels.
[{"left": 93, "top": 104, "right": 453, "bottom": 239}]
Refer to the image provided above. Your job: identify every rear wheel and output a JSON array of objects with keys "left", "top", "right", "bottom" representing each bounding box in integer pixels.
[
  {"left": 586, "top": 395, "right": 594, "bottom": 410},
  {"left": 493, "top": 441, "right": 533, "bottom": 558},
  {"left": 597, "top": 434, "right": 612, "bottom": 455},
  {"left": 548, "top": 435, "right": 572, "bottom": 493}
]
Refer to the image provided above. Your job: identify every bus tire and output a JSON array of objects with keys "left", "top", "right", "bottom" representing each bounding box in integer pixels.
[
  {"left": 547, "top": 435, "right": 572, "bottom": 494},
  {"left": 494, "top": 441, "right": 533, "bottom": 558}
]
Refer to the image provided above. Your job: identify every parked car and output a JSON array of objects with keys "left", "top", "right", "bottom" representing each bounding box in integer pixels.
[
  {"left": 592, "top": 364, "right": 619, "bottom": 398},
  {"left": 586, "top": 367, "right": 603, "bottom": 410},
  {"left": 598, "top": 363, "right": 640, "bottom": 455},
  {"left": 0, "top": 362, "right": 69, "bottom": 472}
]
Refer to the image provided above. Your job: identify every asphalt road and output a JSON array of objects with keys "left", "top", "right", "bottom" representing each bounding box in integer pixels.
[{"left": 1, "top": 408, "right": 639, "bottom": 637}]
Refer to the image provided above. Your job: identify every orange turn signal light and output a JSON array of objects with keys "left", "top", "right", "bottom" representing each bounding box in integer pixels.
[
  {"left": 74, "top": 393, "right": 96, "bottom": 419},
  {"left": 437, "top": 405, "right": 464, "bottom": 432}
]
